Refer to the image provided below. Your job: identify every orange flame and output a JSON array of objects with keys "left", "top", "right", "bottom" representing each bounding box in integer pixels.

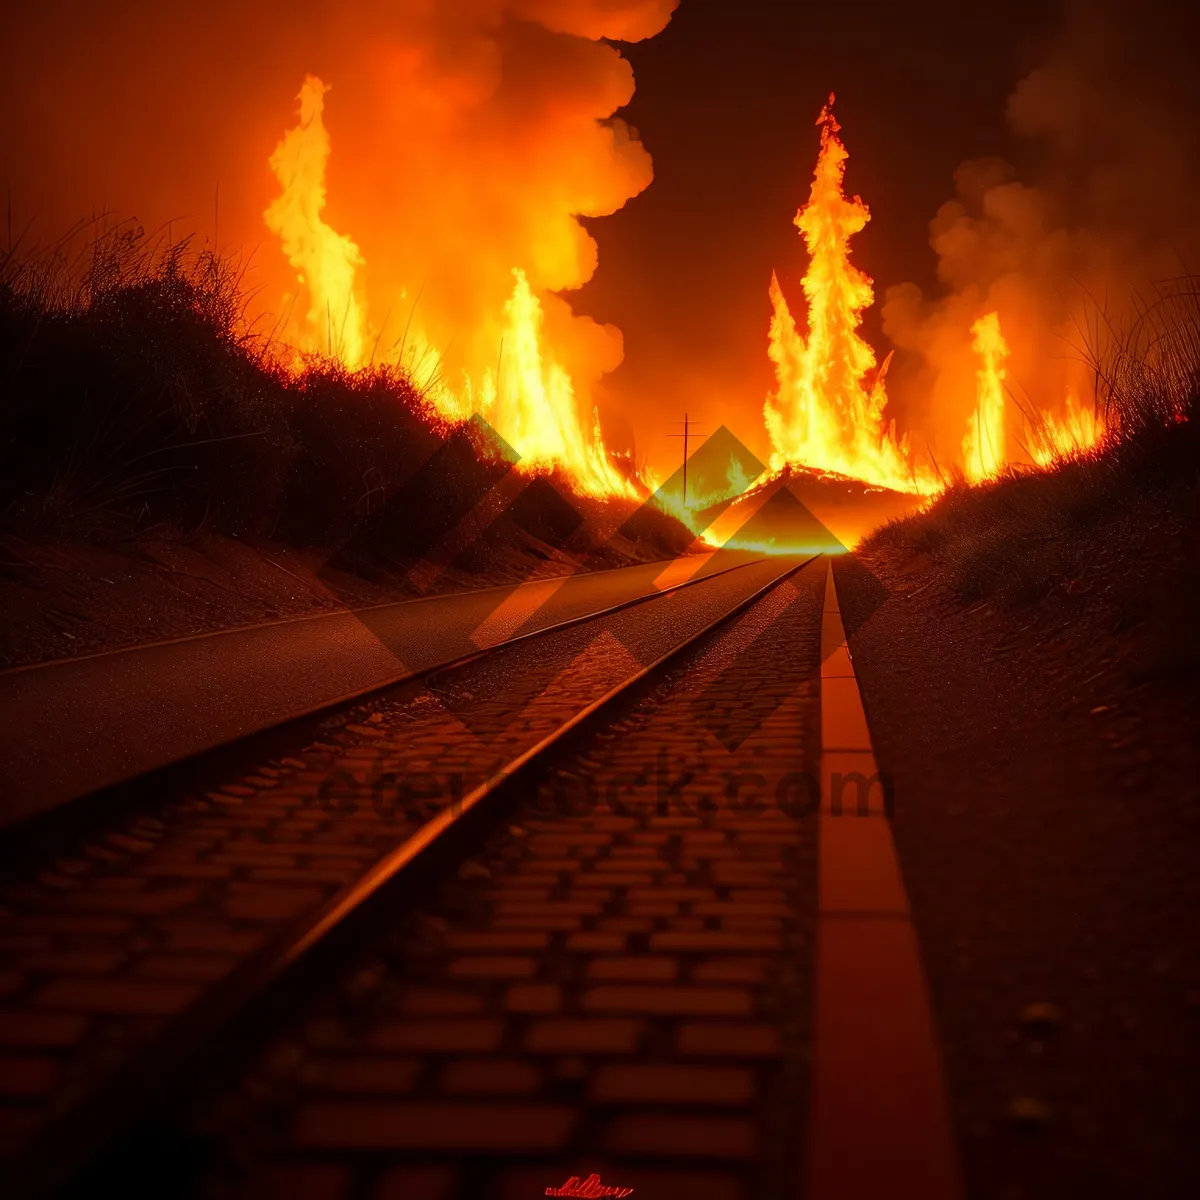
[
  {"left": 489, "top": 268, "right": 635, "bottom": 497},
  {"left": 1029, "top": 389, "right": 1105, "bottom": 466},
  {"left": 265, "top": 76, "right": 637, "bottom": 500},
  {"left": 764, "top": 95, "right": 935, "bottom": 495},
  {"left": 265, "top": 76, "right": 369, "bottom": 367},
  {"left": 963, "top": 311, "right": 1008, "bottom": 482}
]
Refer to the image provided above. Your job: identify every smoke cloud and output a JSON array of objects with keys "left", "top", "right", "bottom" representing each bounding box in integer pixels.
[
  {"left": 1, "top": 0, "right": 678, "bottom": 451},
  {"left": 880, "top": 0, "right": 1200, "bottom": 464}
]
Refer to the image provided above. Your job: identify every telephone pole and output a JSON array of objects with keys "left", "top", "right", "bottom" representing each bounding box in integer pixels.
[{"left": 667, "top": 413, "right": 709, "bottom": 506}]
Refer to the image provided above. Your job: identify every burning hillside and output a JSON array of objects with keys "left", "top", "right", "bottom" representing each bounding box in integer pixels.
[
  {"left": 760, "top": 95, "right": 1105, "bottom": 498},
  {"left": 3, "top": 1, "right": 682, "bottom": 505},
  {"left": 254, "top": 3, "right": 684, "bottom": 502},
  {"left": 0, "top": 0, "right": 1147, "bottom": 562},
  {"left": 259, "top": 69, "right": 1109, "bottom": 524},
  {"left": 264, "top": 74, "right": 639, "bottom": 499}
]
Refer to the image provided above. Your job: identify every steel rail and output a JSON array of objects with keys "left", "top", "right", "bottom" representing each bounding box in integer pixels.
[
  {"left": 0, "top": 554, "right": 761, "bottom": 846},
  {"left": 6, "top": 553, "right": 819, "bottom": 1200}
]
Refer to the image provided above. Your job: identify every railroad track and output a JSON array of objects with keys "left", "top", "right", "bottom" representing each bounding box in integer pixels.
[{"left": 0, "top": 553, "right": 823, "bottom": 1198}]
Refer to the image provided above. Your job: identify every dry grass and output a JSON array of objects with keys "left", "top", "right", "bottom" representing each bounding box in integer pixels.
[
  {"left": 0, "top": 219, "right": 677, "bottom": 571},
  {"left": 863, "top": 280, "right": 1200, "bottom": 606}
]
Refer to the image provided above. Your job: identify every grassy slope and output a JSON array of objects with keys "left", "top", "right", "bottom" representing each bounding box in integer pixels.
[
  {"left": 0, "top": 226, "right": 692, "bottom": 665},
  {"left": 861, "top": 283, "right": 1200, "bottom": 613},
  {"left": 835, "top": 291, "right": 1200, "bottom": 1200}
]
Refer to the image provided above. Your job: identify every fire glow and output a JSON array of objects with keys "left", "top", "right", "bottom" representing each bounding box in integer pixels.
[
  {"left": 762, "top": 96, "right": 1104, "bottom": 493},
  {"left": 964, "top": 312, "right": 1009, "bottom": 483},
  {"left": 764, "top": 95, "right": 935, "bottom": 495},
  {"left": 263, "top": 68, "right": 1105, "bottom": 512},
  {"left": 265, "top": 76, "right": 368, "bottom": 370},
  {"left": 264, "top": 74, "right": 636, "bottom": 499},
  {"left": 1029, "top": 391, "right": 1106, "bottom": 466}
]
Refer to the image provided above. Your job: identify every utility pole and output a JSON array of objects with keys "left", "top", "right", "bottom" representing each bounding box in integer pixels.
[
  {"left": 683, "top": 412, "right": 689, "bottom": 505},
  {"left": 667, "top": 413, "right": 709, "bottom": 507}
]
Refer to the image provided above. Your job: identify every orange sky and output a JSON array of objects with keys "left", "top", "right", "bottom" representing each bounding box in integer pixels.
[{"left": 2, "top": 0, "right": 1196, "bottom": 483}]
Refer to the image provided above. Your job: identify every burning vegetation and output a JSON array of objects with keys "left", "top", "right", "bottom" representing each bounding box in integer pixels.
[
  {"left": 264, "top": 76, "right": 369, "bottom": 373},
  {"left": 963, "top": 311, "right": 1010, "bottom": 484},
  {"left": 761, "top": 95, "right": 1105, "bottom": 498},
  {"left": 0, "top": 223, "right": 692, "bottom": 653},
  {"left": 863, "top": 278, "right": 1200, "bottom": 607},
  {"left": 763, "top": 95, "right": 931, "bottom": 495},
  {"left": 254, "top": 75, "right": 1109, "bottom": 525},
  {"left": 262, "top": 74, "right": 638, "bottom": 500},
  {"left": 0, "top": 0, "right": 1191, "bottom": 589}
]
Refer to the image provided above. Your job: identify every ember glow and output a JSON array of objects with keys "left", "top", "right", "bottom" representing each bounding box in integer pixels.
[{"left": 763, "top": 96, "right": 936, "bottom": 496}]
